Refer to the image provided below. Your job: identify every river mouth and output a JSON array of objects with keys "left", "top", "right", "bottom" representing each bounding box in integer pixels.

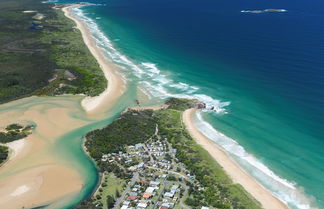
[{"left": 0, "top": 94, "right": 133, "bottom": 208}]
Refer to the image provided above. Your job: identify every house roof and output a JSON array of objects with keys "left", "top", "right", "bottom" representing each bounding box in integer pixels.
[
  {"left": 145, "top": 187, "right": 155, "bottom": 194},
  {"left": 128, "top": 195, "right": 137, "bottom": 200},
  {"left": 143, "top": 193, "right": 153, "bottom": 198},
  {"left": 139, "top": 180, "right": 149, "bottom": 185},
  {"left": 137, "top": 202, "right": 148, "bottom": 208}
]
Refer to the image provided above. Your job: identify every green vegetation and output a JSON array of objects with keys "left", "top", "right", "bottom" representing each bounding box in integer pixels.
[
  {"left": 0, "top": 146, "right": 9, "bottom": 165},
  {"left": 5, "top": 123, "right": 23, "bottom": 130},
  {"left": 165, "top": 97, "right": 204, "bottom": 111},
  {"left": 0, "top": 123, "right": 33, "bottom": 143},
  {"left": 79, "top": 98, "right": 262, "bottom": 209},
  {"left": 157, "top": 99, "right": 261, "bottom": 209},
  {"left": 93, "top": 174, "right": 126, "bottom": 209},
  {"left": 0, "top": 0, "right": 106, "bottom": 104},
  {"left": 0, "top": 123, "right": 32, "bottom": 166},
  {"left": 85, "top": 110, "right": 156, "bottom": 162}
]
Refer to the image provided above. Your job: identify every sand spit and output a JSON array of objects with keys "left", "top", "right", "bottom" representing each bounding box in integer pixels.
[
  {"left": 6, "top": 138, "right": 28, "bottom": 160},
  {"left": 183, "top": 108, "right": 290, "bottom": 209},
  {"left": 63, "top": 5, "right": 125, "bottom": 114}
]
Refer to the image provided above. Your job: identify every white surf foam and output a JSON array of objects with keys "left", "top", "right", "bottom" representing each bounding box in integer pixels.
[
  {"left": 72, "top": 5, "right": 314, "bottom": 209},
  {"left": 195, "top": 112, "right": 315, "bottom": 209}
]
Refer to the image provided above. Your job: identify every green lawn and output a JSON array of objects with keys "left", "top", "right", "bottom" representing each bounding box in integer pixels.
[{"left": 93, "top": 173, "right": 126, "bottom": 209}]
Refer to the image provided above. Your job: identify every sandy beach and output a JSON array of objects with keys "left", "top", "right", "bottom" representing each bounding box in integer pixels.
[
  {"left": 183, "top": 108, "right": 290, "bottom": 209},
  {"left": 63, "top": 4, "right": 125, "bottom": 114}
]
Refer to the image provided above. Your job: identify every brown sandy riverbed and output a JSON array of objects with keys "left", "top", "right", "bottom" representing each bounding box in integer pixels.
[{"left": 0, "top": 98, "right": 86, "bottom": 209}]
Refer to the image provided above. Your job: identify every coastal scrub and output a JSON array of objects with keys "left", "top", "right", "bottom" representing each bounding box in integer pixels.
[
  {"left": 79, "top": 98, "right": 261, "bottom": 209},
  {"left": 0, "top": 0, "right": 106, "bottom": 104}
]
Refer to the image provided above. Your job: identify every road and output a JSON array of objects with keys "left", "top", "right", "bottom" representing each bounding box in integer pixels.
[{"left": 113, "top": 172, "right": 139, "bottom": 209}]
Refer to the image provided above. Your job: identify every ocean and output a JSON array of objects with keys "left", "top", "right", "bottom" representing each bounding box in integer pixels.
[{"left": 54, "top": 0, "right": 324, "bottom": 208}]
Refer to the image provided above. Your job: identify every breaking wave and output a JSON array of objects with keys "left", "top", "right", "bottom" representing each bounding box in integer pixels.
[
  {"left": 72, "top": 5, "right": 315, "bottom": 209},
  {"left": 195, "top": 112, "right": 315, "bottom": 209}
]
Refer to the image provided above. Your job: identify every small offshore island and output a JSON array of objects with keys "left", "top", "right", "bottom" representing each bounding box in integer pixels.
[{"left": 241, "top": 9, "right": 287, "bottom": 14}]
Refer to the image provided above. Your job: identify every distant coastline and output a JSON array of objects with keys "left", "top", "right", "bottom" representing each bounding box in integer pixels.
[{"left": 62, "top": 4, "right": 125, "bottom": 114}]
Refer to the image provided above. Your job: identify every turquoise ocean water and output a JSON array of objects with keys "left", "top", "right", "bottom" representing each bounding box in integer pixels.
[{"left": 50, "top": 0, "right": 324, "bottom": 208}]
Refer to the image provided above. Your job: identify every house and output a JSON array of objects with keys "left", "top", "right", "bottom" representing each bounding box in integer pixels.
[
  {"left": 145, "top": 187, "right": 155, "bottom": 194},
  {"left": 161, "top": 174, "right": 167, "bottom": 178},
  {"left": 128, "top": 145, "right": 135, "bottom": 150},
  {"left": 201, "top": 207, "right": 209, "bottom": 209},
  {"left": 139, "top": 180, "right": 149, "bottom": 185},
  {"left": 123, "top": 201, "right": 130, "bottom": 206},
  {"left": 170, "top": 185, "right": 179, "bottom": 191},
  {"left": 128, "top": 166, "right": 137, "bottom": 171},
  {"left": 138, "top": 162, "right": 144, "bottom": 168},
  {"left": 129, "top": 192, "right": 138, "bottom": 196},
  {"left": 135, "top": 143, "right": 143, "bottom": 150},
  {"left": 101, "top": 155, "right": 108, "bottom": 162},
  {"left": 150, "top": 181, "right": 160, "bottom": 186},
  {"left": 143, "top": 193, "right": 152, "bottom": 199},
  {"left": 161, "top": 203, "right": 174, "bottom": 208},
  {"left": 128, "top": 192, "right": 138, "bottom": 201},
  {"left": 128, "top": 195, "right": 137, "bottom": 201},
  {"left": 137, "top": 202, "right": 148, "bottom": 208},
  {"left": 121, "top": 205, "right": 128, "bottom": 209},
  {"left": 132, "top": 187, "right": 139, "bottom": 192},
  {"left": 164, "top": 191, "right": 175, "bottom": 198}
]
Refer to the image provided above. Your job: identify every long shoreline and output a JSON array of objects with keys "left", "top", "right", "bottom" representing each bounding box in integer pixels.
[
  {"left": 183, "top": 108, "right": 290, "bottom": 209},
  {"left": 64, "top": 4, "right": 290, "bottom": 208},
  {"left": 62, "top": 4, "right": 125, "bottom": 114}
]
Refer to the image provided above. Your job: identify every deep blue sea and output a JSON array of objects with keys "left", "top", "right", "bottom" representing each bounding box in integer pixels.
[{"left": 54, "top": 0, "right": 324, "bottom": 208}]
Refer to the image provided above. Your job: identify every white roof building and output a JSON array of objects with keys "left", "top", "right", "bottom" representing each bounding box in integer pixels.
[
  {"left": 161, "top": 203, "right": 174, "bottom": 208},
  {"left": 137, "top": 202, "right": 148, "bottom": 208},
  {"left": 171, "top": 185, "right": 179, "bottom": 191},
  {"left": 138, "top": 162, "right": 144, "bottom": 168},
  {"left": 150, "top": 181, "right": 160, "bottom": 186},
  {"left": 123, "top": 201, "right": 130, "bottom": 206},
  {"left": 145, "top": 187, "right": 155, "bottom": 194},
  {"left": 135, "top": 143, "right": 143, "bottom": 149},
  {"left": 164, "top": 191, "right": 175, "bottom": 198}
]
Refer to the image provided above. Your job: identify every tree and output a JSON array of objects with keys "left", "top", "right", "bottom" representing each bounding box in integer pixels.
[
  {"left": 106, "top": 195, "right": 115, "bottom": 209},
  {"left": 115, "top": 189, "right": 120, "bottom": 198}
]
